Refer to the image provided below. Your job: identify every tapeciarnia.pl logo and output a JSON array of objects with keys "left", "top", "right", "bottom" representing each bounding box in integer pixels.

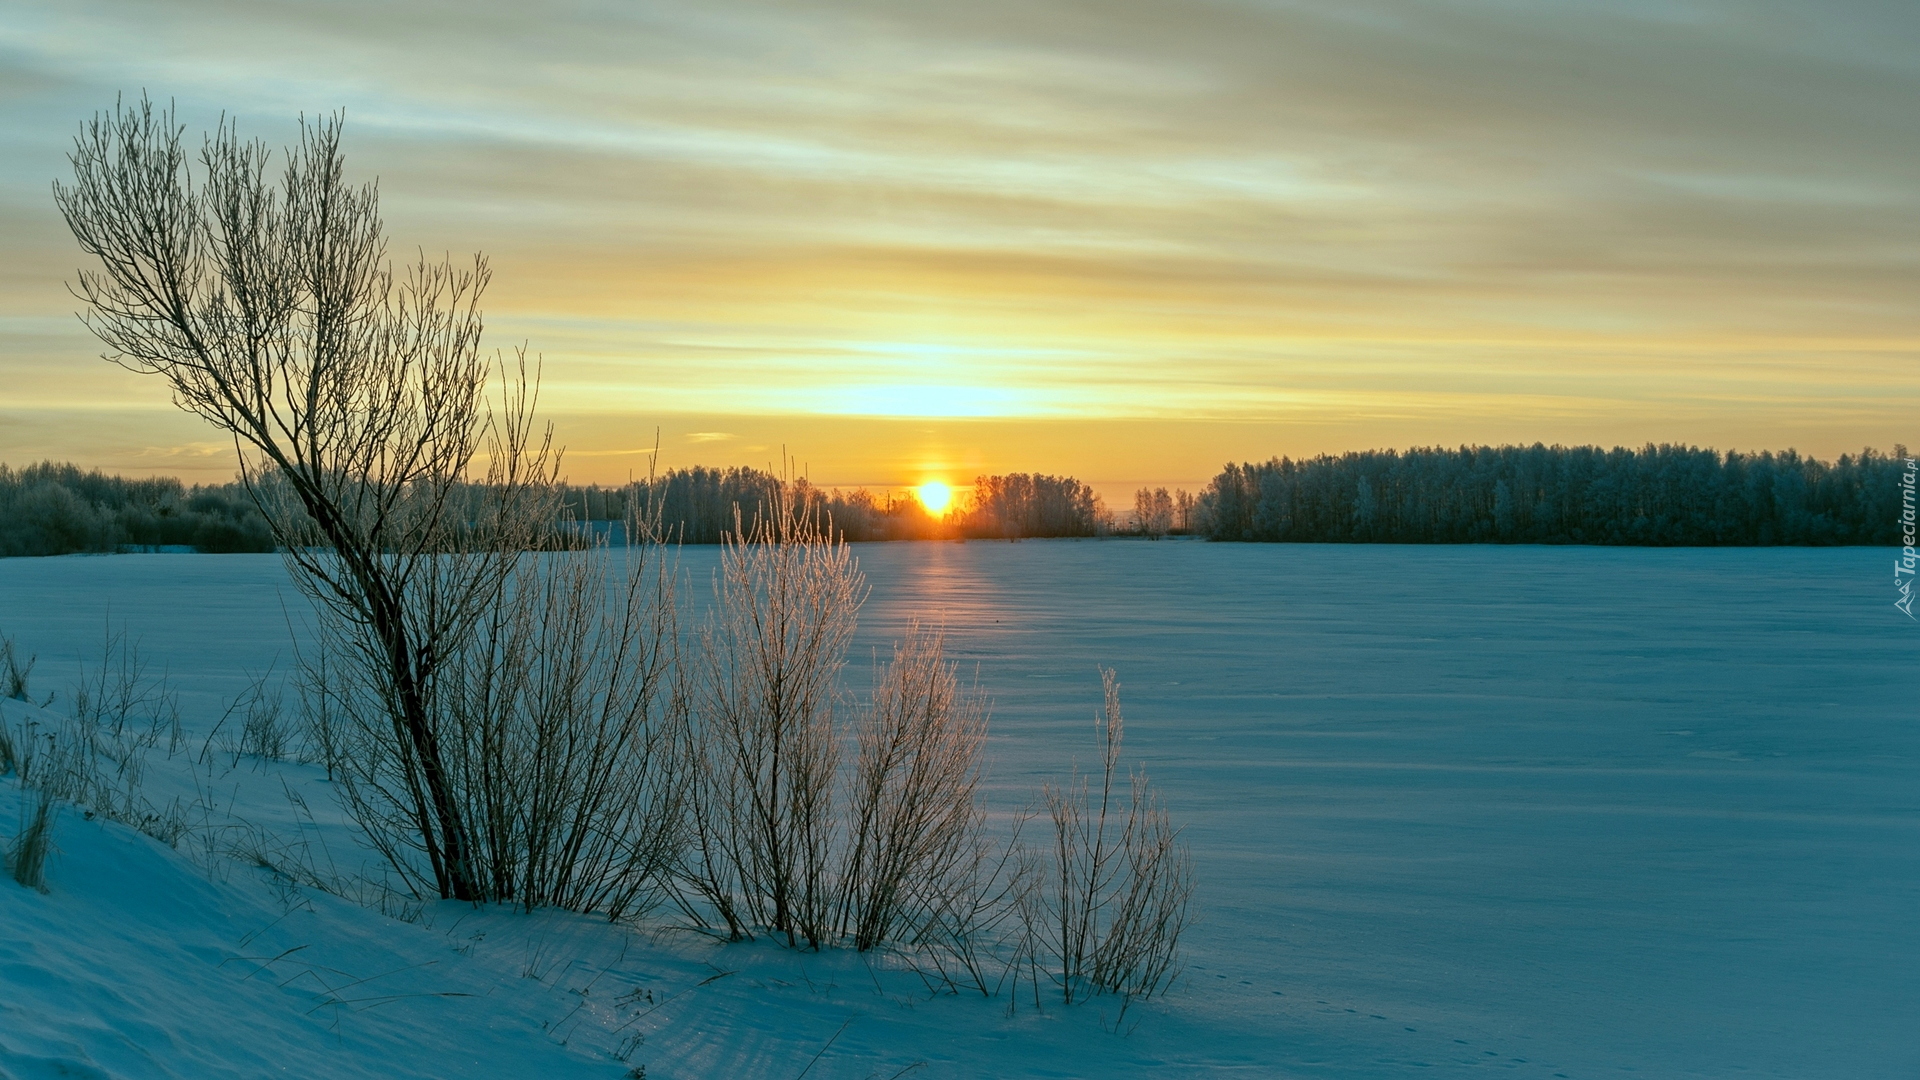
[{"left": 1897, "top": 457, "right": 1917, "bottom": 619}]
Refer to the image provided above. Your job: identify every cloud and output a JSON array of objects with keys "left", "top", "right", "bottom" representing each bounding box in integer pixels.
[{"left": 133, "top": 441, "right": 229, "bottom": 462}]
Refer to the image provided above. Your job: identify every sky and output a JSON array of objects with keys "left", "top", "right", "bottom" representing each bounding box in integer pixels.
[{"left": 2, "top": 0, "right": 1916, "bottom": 500}]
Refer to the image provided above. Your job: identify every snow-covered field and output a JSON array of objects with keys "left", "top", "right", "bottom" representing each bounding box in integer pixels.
[{"left": 1, "top": 543, "right": 1913, "bottom": 1078}]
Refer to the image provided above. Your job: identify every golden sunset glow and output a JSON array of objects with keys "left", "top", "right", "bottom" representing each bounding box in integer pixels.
[
  {"left": 2, "top": 2, "right": 1914, "bottom": 492},
  {"left": 915, "top": 482, "right": 953, "bottom": 516}
]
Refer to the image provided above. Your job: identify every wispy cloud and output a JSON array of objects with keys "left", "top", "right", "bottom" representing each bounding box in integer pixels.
[{"left": 2, "top": 0, "right": 1915, "bottom": 480}]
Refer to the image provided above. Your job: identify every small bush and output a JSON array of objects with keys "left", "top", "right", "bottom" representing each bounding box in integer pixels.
[
  {"left": 69, "top": 626, "right": 181, "bottom": 754},
  {"left": 310, "top": 530, "right": 687, "bottom": 917},
  {"left": 201, "top": 669, "right": 296, "bottom": 767}
]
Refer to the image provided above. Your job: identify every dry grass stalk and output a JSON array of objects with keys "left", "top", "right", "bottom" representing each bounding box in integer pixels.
[
  {"left": 239, "top": 676, "right": 292, "bottom": 762},
  {"left": 2, "top": 633, "right": 34, "bottom": 702},
  {"left": 4, "top": 629, "right": 195, "bottom": 847},
  {"left": 6, "top": 791, "right": 55, "bottom": 891},
  {"left": 202, "top": 667, "right": 293, "bottom": 768},
  {"left": 69, "top": 625, "right": 182, "bottom": 756},
  {"left": 1022, "top": 669, "right": 1193, "bottom": 1008}
]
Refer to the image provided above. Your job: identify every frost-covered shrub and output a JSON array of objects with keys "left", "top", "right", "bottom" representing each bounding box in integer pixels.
[
  {"left": 674, "top": 506, "right": 1013, "bottom": 962},
  {"left": 838, "top": 623, "right": 990, "bottom": 952},
  {"left": 679, "top": 498, "right": 863, "bottom": 946}
]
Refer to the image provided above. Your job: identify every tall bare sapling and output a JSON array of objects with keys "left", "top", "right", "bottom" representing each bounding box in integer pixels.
[{"left": 57, "top": 96, "right": 555, "bottom": 901}]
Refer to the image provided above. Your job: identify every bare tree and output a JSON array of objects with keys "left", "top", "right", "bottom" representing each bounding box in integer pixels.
[{"left": 56, "top": 96, "right": 553, "bottom": 900}]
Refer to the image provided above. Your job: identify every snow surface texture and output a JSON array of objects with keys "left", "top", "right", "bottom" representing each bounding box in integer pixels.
[{"left": 0, "top": 544, "right": 1913, "bottom": 1078}]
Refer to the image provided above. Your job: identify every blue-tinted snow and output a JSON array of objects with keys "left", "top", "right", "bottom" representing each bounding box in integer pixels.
[{"left": 1, "top": 542, "right": 1912, "bottom": 1078}]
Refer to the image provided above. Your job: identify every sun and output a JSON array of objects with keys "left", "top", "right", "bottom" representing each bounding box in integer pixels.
[{"left": 915, "top": 481, "right": 953, "bottom": 515}]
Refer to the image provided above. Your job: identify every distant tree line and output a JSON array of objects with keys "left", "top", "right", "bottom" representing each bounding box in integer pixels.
[
  {"left": 0, "top": 462, "right": 274, "bottom": 556},
  {"left": 0, "top": 461, "right": 1112, "bottom": 557},
  {"left": 10, "top": 446, "right": 1903, "bottom": 556},
  {"left": 559, "top": 468, "right": 1105, "bottom": 542},
  {"left": 1197, "top": 444, "right": 1908, "bottom": 545}
]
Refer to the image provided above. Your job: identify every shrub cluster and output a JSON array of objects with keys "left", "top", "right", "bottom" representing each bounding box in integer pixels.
[{"left": 300, "top": 498, "right": 1192, "bottom": 1008}]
